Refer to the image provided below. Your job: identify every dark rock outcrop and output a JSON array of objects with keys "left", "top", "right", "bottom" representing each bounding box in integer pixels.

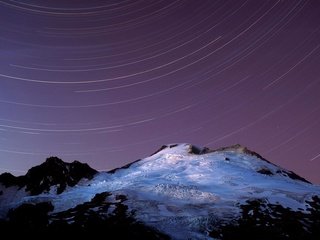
[
  {"left": 108, "top": 159, "right": 141, "bottom": 174},
  {"left": 0, "top": 157, "right": 98, "bottom": 195},
  {"left": 257, "top": 168, "right": 274, "bottom": 176},
  {"left": 210, "top": 196, "right": 320, "bottom": 240}
]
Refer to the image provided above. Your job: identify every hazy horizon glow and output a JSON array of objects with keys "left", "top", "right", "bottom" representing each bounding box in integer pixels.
[{"left": 0, "top": 0, "right": 320, "bottom": 183}]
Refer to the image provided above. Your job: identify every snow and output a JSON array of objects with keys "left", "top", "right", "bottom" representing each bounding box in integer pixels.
[{"left": 1, "top": 143, "right": 319, "bottom": 239}]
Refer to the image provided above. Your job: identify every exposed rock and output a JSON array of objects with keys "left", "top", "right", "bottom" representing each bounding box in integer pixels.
[
  {"left": 257, "top": 168, "right": 273, "bottom": 176},
  {"left": 0, "top": 157, "right": 98, "bottom": 195}
]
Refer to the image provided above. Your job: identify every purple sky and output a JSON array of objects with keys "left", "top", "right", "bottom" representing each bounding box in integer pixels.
[{"left": 0, "top": 0, "right": 320, "bottom": 183}]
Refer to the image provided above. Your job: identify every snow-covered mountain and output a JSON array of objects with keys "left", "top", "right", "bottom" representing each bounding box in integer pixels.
[{"left": 0, "top": 144, "right": 319, "bottom": 239}]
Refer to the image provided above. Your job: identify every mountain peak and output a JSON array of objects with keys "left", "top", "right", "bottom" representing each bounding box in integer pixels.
[
  {"left": 150, "top": 143, "right": 265, "bottom": 157},
  {"left": 150, "top": 143, "right": 210, "bottom": 156},
  {"left": 43, "top": 156, "right": 65, "bottom": 165},
  {"left": 0, "top": 157, "right": 97, "bottom": 195},
  {"left": 25, "top": 157, "right": 97, "bottom": 195},
  {"left": 211, "top": 144, "right": 266, "bottom": 159},
  {"left": 147, "top": 143, "right": 311, "bottom": 184}
]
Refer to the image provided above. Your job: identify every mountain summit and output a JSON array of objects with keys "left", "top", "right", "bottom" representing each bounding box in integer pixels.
[
  {"left": 0, "top": 144, "right": 319, "bottom": 239},
  {"left": 0, "top": 156, "right": 97, "bottom": 195}
]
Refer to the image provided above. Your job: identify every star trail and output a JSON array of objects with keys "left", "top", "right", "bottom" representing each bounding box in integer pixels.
[{"left": 0, "top": 0, "right": 320, "bottom": 183}]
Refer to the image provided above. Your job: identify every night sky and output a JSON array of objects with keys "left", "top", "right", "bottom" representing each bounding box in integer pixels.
[{"left": 0, "top": 0, "right": 320, "bottom": 183}]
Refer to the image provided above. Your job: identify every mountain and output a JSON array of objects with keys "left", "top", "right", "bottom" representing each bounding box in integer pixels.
[
  {"left": 0, "top": 156, "right": 97, "bottom": 195},
  {"left": 0, "top": 144, "right": 319, "bottom": 239}
]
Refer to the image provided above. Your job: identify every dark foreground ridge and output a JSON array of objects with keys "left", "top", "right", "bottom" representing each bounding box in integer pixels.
[{"left": 0, "top": 191, "right": 169, "bottom": 239}]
